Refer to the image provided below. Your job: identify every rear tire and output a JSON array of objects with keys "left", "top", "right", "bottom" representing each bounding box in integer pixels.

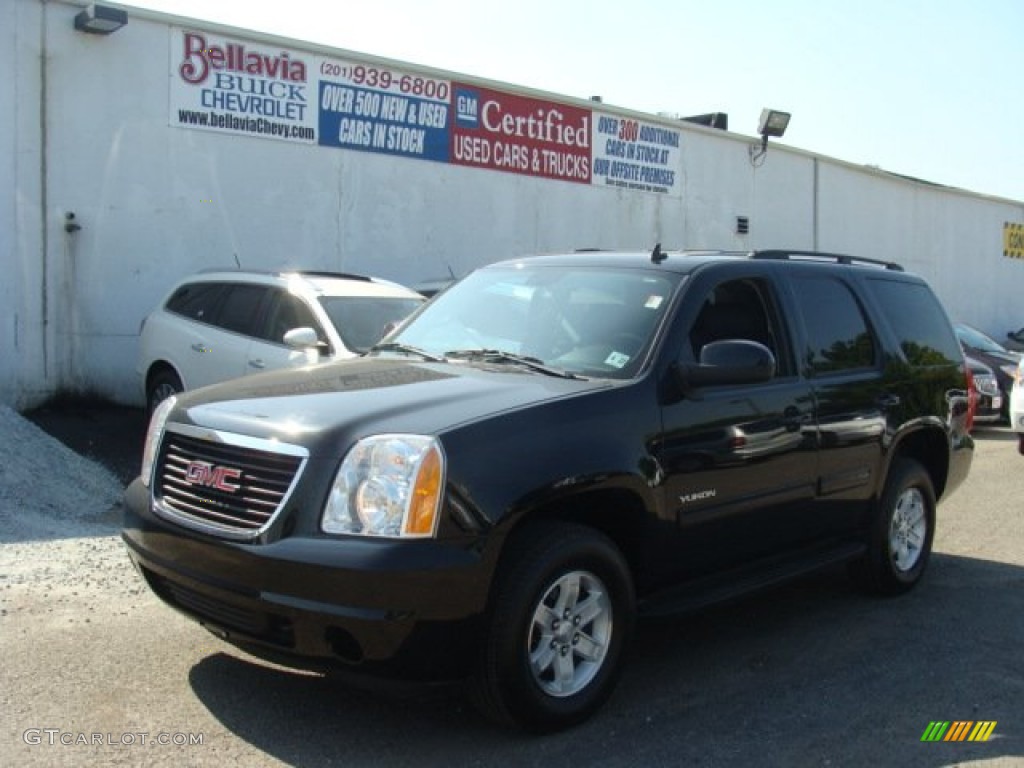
[
  {"left": 470, "top": 522, "right": 635, "bottom": 732},
  {"left": 850, "top": 457, "right": 935, "bottom": 595},
  {"left": 147, "top": 368, "right": 182, "bottom": 415}
]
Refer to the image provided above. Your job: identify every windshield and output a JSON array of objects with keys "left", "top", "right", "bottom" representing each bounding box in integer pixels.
[
  {"left": 379, "top": 264, "right": 680, "bottom": 379},
  {"left": 956, "top": 323, "right": 1006, "bottom": 354},
  {"left": 319, "top": 296, "right": 424, "bottom": 353}
]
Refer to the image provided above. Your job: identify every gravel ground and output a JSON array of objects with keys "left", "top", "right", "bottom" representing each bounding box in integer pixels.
[
  {"left": 0, "top": 406, "right": 125, "bottom": 542},
  {"left": 0, "top": 405, "right": 140, "bottom": 632}
]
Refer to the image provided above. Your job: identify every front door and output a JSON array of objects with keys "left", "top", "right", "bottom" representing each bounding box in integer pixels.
[{"left": 654, "top": 274, "right": 818, "bottom": 579}]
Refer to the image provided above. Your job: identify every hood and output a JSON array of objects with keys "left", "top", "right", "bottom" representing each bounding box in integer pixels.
[{"left": 172, "top": 357, "right": 611, "bottom": 448}]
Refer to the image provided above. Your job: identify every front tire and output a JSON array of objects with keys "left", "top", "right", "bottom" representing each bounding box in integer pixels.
[
  {"left": 471, "top": 522, "right": 635, "bottom": 732},
  {"left": 850, "top": 457, "right": 936, "bottom": 595}
]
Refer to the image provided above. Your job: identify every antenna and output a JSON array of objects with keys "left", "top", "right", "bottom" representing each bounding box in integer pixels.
[{"left": 651, "top": 243, "right": 667, "bottom": 264}]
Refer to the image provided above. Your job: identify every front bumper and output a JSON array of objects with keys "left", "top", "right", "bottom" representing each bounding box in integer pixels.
[
  {"left": 972, "top": 391, "right": 1003, "bottom": 423},
  {"left": 121, "top": 479, "right": 491, "bottom": 680}
]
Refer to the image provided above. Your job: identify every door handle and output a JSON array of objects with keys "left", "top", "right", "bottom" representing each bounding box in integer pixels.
[
  {"left": 876, "top": 394, "right": 901, "bottom": 408},
  {"left": 782, "top": 405, "right": 805, "bottom": 432},
  {"left": 249, "top": 359, "right": 265, "bottom": 369}
]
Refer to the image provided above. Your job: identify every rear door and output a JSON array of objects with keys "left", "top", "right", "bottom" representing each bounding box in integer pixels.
[
  {"left": 187, "top": 283, "right": 270, "bottom": 389},
  {"left": 784, "top": 273, "right": 888, "bottom": 517}
]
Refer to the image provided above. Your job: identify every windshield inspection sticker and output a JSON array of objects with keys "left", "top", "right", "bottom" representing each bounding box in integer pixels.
[
  {"left": 605, "top": 351, "right": 630, "bottom": 368},
  {"left": 644, "top": 295, "right": 664, "bottom": 310}
]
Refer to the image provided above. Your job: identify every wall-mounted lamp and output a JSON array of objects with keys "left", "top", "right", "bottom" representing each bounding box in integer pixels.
[
  {"left": 749, "top": 108, "right": 791, "bottom": 166},
  {"left": 74, "top": 3, "right": 128, "bottom": 35}
]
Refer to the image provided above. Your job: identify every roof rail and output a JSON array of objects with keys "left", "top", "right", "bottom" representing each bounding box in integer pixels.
[
  {"left": 194, "top": 267, "right": 375, "bottom": 281},
  {"left": 750, "top": 250, "right": 904, "bottom": 271},
  {"left": 291, "top": 270, "right": 374, "bottom": 282}
]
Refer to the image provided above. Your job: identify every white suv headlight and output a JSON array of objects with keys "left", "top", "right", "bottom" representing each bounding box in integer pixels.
[
  {"left": 141, "top": 396, "right": 176, "bottom": 488},
  {"left": 322, "top": 435, "right": 444, "bottom": 538}
]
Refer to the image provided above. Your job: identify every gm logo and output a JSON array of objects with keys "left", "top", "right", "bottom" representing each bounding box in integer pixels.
[
  {"left": 921, "top": 721, "right": 997, "bottom": 742},
  {"left": 455, "top": 88, "right": 479, "bottom": 129}
]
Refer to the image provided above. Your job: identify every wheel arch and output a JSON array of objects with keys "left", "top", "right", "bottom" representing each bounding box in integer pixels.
[
  {"left": 492, "top": 486, "right": 652, "bottom": 602},
  {"left": 145, "top": 360, "right": 185, "bottom": 393},
  {"left": 886, "top": 424, "right": 950, "bottom": 500}
]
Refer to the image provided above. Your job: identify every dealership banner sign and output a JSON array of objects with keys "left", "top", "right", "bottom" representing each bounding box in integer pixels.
[
  {"left": 451, "top": 84, "right": 592, "bottom": 184},
  {"left": 169, "top": 29, "right": 682, "bottom": 196},
  {"left": 317, "top": 58, "right": 451, "bottom": 161},
  {"left": 170, "top": 29, "right": 317, "bottom": 143},
  {"left": 592, "top": 113, "right": 680, "bottom": 195}
]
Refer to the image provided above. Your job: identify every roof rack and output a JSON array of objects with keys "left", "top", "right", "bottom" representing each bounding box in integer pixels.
[
  {"left": 291, "top": 270, "right": 374, "bottom": 282},
  {"left": 750, "top": 250, "right": 904, "bottom": 271},
  {"left": 195, "top": 267, "right": 375, "bottom": 282}
]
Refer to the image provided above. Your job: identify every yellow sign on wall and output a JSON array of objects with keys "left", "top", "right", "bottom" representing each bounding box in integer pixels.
[{"left": 1006, "top": 222, "right": 1024, "bottom": 259}]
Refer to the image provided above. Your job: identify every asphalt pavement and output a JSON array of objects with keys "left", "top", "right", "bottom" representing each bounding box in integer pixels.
[{"left": 4, "top": 403, "right": 1022, "bottom": 767}]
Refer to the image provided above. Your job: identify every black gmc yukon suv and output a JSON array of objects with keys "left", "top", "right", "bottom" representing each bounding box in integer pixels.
[{"left": 123, "top": 248, "right": 973, "bottom": 731}]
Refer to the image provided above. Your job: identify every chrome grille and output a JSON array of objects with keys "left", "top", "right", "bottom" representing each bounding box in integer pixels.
[
  {"left": 153, "top": 425, "right": 308, "bottom": 539},
  {"left": 973, "top": 374, "right": 999, "bottom": 396}
]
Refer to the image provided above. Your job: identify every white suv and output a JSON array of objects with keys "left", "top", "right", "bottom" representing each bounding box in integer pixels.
[
  {"left": 1011, "top": 357, "right": 1024, "bottom": 454},
  {"left": 138, "top": 270, "right": 424, "bottom": 412}
]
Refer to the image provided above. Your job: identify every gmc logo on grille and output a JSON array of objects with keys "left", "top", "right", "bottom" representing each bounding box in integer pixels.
[{"left": 184, "top": 461, "right": 242, "bottom": 492}]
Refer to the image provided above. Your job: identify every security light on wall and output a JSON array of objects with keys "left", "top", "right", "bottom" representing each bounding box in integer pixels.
[
  {"left": 749, "top": 108, "right": 791, "bottom": 166},
  {"left": 74, "top": 4, "right": 128, "bottom": 35}
]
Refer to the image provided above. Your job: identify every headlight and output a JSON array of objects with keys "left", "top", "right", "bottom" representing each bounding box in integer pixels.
[
  {"left": 1000, "top": 364, "right": 1018, "bottom": 378},
  {"left": 322, "top": 435, "right": 444, "bottom": 538},
  {"left": 141, "top": 396, "right": 175, "bottom": 488}
]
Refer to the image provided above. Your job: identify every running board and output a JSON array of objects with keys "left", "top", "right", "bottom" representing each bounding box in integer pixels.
[{"left": 637, "top": 541, "right": 866, "bottom": 618}]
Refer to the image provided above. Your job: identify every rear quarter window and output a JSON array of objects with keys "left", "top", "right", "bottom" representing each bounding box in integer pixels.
[
  {"left": 165, "top": 281, "right": 228, "bottom": 323},
  {"left": 866, "top": 278, "right": 961, "bottom": 366}
]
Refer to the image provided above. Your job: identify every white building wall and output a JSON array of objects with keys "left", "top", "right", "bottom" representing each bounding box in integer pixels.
[
  {"left": 0, "top": 0, "right": 18, "bottom": 406},
  {"left": 2, "top": 0, "right": 46, "bottom": 408},
  {"left": 816, "top": 163, "right": 1022, "bottom": 324},
  {"left": 4, "top": 0, "right": 1023, "bottom": 409}
]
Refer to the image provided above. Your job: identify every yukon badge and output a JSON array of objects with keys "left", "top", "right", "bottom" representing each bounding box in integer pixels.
[
  {"left": 679, "top": 489, "right": 717, "bottom": 505},
  {"left": 184, "top": 461, "right": 242, "bottom": 492}
]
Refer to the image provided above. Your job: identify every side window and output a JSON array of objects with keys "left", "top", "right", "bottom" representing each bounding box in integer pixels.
[
  {"left": 259, "top": 290, "right": 324, "bottom": 345},
  {"left": 791, "top": 277, "right": 875, "bottom": 374},
  {"left": 866, "top": 278, "right": 961, "bottom": 366},
  {"left": 688, "top": 277, "right": 791, "bottom": 376},
  {"left": 215, "top": 284, "right": 268, "bottom": 337},
  {"left": 164, "top": 282, "right": 228, "bottom": 323}
]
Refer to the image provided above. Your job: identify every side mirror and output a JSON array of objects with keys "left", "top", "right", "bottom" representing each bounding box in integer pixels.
[
  {"left": 283, "top": 327, "right": 320, "bottom": 350},
  {"left": 677, "top": 339, "right": 776, "bottom": 388}
]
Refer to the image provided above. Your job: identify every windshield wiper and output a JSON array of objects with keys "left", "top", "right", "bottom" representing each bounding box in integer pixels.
[
  {"left": 370, "top": 342, "right": 447, "bottom": 362},
  {"left": 445, "top": 349, "right": 584, "bottom": 379}
]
